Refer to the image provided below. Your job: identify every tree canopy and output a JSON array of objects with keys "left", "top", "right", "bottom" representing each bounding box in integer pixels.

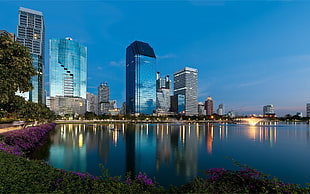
[{"left": 0, "top": 35, "right": 37, "bottom": 105}]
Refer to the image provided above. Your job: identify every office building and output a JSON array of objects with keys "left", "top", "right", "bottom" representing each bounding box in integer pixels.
[
  {"left": 205, "top": 96, "right": 213, "bottom": 116},
  {"left": 98, "top": 82, "right": 110, "bottom": 115},
  {"left": 174, "top": 67, "right": 198, "bottom": 116},
  {"left": 306, "top": 103, "right": 310, "bottom": 117},
  {"left": 49, "top": 37, "right": 87, "bottom": 99},
  {"left": 217, "top": 104, "right": 224, "bottom": 116},
  {"left": 17, "top": 7, "right": 45, "bottom": 104},
  {"left": 49, "top": 37, "right": 87, "bottom": 116},
  {"left": 86, "top": 92, "right": 98, "bottom": 115},
  {"left": 198, "top": 102, "right": 206, "bottom": 116},
  {"left": 126, "top": 40, "right": 156, "bottom": 115},
  {"left": 263, "top": 104, "right": 276, "bottom": 117},
  {"left": 156, "top": 72, "right": 171, "bottom": 113}
]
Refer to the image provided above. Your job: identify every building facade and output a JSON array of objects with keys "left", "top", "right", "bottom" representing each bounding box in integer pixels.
[
  {"left": 307, "top": 103, "right": 310, "bottom": 117},
  {"left": 0, "top": 30, "right": 15, "bottom": 41},
  {"left": 86, "top": 92, "right": 98, "bottom": 115},
  {"left": 156, "top": 72, "right": 171, "bottom": 113},
  {"left": 126, "top": 40, "right": 156, "bottom": 115},
  {"left": 205, "top": 96, "right": 213, "bottom": 116},
  {"left": 49, "top": 37, "right": 87, "bottom": 99},
  {"left": 49, "top": 37, "right": 87, "bottom": 116},
  {"left": 217, "top": 104, "right": 224, "bottom": 116},
  {"left": 198, "top": 102, "right": 206, "bottom": 116},
  {"left": 98, "top": 82, "right": 110, "bottom": 115},
  {"left": 173, "top": 67, "right": 198, "bottom": 116},
  {"left": 17, "top": 7, "right": 45, "bottom": 104},
  {"left": 263, "top": 104, "right": 276, "bottom": 117}
]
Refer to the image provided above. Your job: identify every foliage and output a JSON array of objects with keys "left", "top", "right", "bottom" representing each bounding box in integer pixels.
[
  {"left": 0, "top": 123, "right": 309, "bottom": 193},
  {"left": 0, "top": 35, "right": 36, "bottom": 105},
  {"left": 0, "top": 123, "right": 56, "bottom": 156}
]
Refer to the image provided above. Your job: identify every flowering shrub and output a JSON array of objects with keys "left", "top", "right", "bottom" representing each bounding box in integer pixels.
[{"left": 0, "top": 123, "right": 56, "bottom": 156}]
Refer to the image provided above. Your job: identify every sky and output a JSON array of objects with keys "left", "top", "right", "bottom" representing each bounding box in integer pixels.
[{"left": 1, "top": 0, "right": 310, "bottom": 116}]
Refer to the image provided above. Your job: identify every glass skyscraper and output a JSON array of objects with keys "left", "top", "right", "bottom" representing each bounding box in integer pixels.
[
  {"left": 17, "top": 7, "right": 45, "bottom": 104},
  {"left": 174, "top": 67, "right": 198, "bottom": 116},
  {"left": 49, "top": 37, "right": 87, "bottom": 99},
  {"left": 126, "top": 40, "right": 156, "bottom": 115}
]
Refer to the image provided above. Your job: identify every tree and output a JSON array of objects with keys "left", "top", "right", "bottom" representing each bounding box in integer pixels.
[{"left": 0, "top": 35, "right": 36, "bottom": 105}]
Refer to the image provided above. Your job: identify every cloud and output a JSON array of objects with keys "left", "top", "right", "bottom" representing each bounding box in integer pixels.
[
  {"left": 109, "top": 60, "right": 125, "bottom": 67},
  {"left": 157, "top": 54, "right": 177, "bottom": 59},
  {"left": 237, "top": 79, "right": 269, "bottom": 88}
]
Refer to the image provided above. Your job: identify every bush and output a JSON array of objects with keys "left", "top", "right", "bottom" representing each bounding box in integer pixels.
[{"left": 0, "top": 123, "right": 309, "bottom": 193}]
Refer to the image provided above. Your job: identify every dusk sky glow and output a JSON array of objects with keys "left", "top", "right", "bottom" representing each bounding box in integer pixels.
[{"left": 1, "top": 0, "right": 310, "bottom": 116}]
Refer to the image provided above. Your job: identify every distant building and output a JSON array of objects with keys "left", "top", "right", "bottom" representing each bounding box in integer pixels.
[
  {"left": 205, "top": 96, "right": 213, "bottom": 116},
  {"left": 171, "top": 94, "right": 185, "bottom": 114},
  {"left": 217, "top": 104, "right": 224, "bottom": 116},
  {"left": 17, "top": 7, "right": 45, "bottom": 104},
  {"left": 263, "top": 104, "right": 276, "bottom": 117},
  {"left": 306, "top": 103, "right": 310, "bottom": 117},
  {"left": 49, "top": 96, "right": 86, "bottom": 116},
  {"left": 126, "top": 40, "right": 156, "bottom": 115},
  {"left": 0, "top": 30, "right": 15, "bottom": 41},
  {"left": 198, "top": 102, "right": 206, "bottom": 116},
  {"left": 98, "top": 82, "right": 110, "bottom": 115},
  {"left": 156, "top": 72, "right": 172, "bottom": 113},
  {"left": 296, "top": 112, "right": 303, "bottom": 117},
  {"left": 174, "top": 67, "right": 198, "bottom": 116},
  {"left": 86, "top": 92, "right": 98, "bottom": 115}
]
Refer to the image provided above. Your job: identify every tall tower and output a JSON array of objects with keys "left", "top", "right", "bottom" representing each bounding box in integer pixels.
[
  {"left": 17, "top": 7, "right": 45, "bottom": 104},
  {"left": 126, "top": 40, "right": 156, "bottom": 115},
  {"left": 98, "top": 82, "right": 110, "bottom": 115},
  {"left": 205, "top": 96, "right": 214, "bottom": 116},
  {"left": 174, "top": 67, "right": 198, "bottom": 116},
  {"left": 156, "top": 72, "right": 171, "bottom": 113},
  {"left": 49, "top": 37, "right": 87, "bottom": 99}
]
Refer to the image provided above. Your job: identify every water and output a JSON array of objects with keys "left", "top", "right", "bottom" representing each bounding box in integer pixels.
[{"left": 33, "top": 122, "right": 310, "bottom": 187}]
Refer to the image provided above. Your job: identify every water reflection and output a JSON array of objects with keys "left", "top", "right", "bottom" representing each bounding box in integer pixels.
[{"left": 34, "top": 122, "right": 310, "bottom": 186}]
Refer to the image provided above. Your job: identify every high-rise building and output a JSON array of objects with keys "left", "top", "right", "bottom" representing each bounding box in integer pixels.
[
  {"left": 204, "top": 96, "right": 213, "bottom": 116},
  {"left": 307, "top": 104, "right": 310, "bottom": 117},
  {"left": 86, "top": 92, "right": 98, "bottom": 115},
  {"left": 49, "top": 37, "right": 87, "bottom": 116},
  {"left": 198, "top": 102, "right": 206, "bottom": 116},
  {"left": 126, "top": 40, "right": 156, "bottom": 115},
  {"left": 156, "top": 72, "right": 171, "bottom": 113},
  {"left": 49, "top": 37, "right": 87, "bottom": 99},
  {"left": 217, "top": 104, "right": 224, "bottom": 116},
  {"left": 263, "top": 104, "right": 276, "bottom": 117},
  {"left": 98, "top": 82, "right": 110, "bottom": 115},
  {"left": 174, "top": 67, "right": 198, "bottom": 116},
  {"left": 17, "top": 7, "right": 45, "bottom": 104}
]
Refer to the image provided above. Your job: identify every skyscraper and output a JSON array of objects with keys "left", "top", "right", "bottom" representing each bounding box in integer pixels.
[
  {"left": 156, "top": 72, "right": 171, "bottom": 113},
  {"left": 205, "top": 96, "right": 213, "bottom": 116},
  {"left": 98, "top": 82, "right": 110, "bottom": 115},
  {"left": 174, "top": 67, "right": 198, "bottom": 116},
  {"left": 217, "top": 104, "right": 225, "bottom": 116},
  {"left": 17, "top": 7, "right": 45, "bottom": 104},
  {"left": 263, "top": 104, "right": 275, "bottom": 117},
  {"left": 126, "top": 40, "right": 156, "bottom": 115},
  {"left": 49, "top": 37, "right": 87, "bottom": 99},
  {"left": 307, "top": 103, "right": 310, "bottom": 117}
]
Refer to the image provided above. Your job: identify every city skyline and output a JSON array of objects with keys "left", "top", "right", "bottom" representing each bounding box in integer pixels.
[{"left": 1, "top": 1, "right": 310, "bottom": 116}]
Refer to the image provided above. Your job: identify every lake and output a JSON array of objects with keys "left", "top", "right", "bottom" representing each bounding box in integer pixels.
[{"left": 33, "top": 122, "right": 310, "bottom": 187}]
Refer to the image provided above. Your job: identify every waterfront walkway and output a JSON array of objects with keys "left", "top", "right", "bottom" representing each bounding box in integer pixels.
[{"left": 0, "top": 124, "right": 22, "bottom": 134}]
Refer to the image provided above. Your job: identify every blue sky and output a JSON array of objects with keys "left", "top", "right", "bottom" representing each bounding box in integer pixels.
[{"left": 1, "top": 0, "right": 310, "bottom": 116}]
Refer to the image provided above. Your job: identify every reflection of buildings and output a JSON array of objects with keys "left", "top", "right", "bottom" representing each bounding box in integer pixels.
[
  {"left": 205, "top": 124, "right": 214, "bottom": 154},
  {"left": 247, "top": 126, "right": 277, "bottom": 146},
  {"left": 126, "top": 40, "right": 156, "bottom": 115}
]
